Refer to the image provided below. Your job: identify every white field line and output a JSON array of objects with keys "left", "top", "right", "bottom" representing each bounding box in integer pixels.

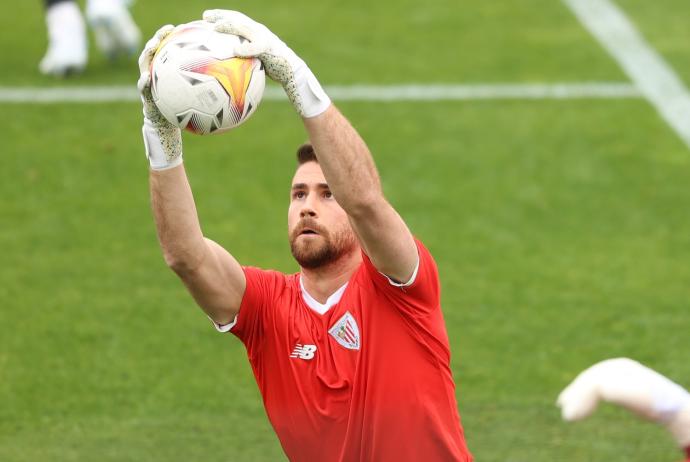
[
  {"left": 564, "top": 0, "right": 690, "bottom": 150},
  {"left": 0, "top": 83, "right": 641, "bottom": 104}
]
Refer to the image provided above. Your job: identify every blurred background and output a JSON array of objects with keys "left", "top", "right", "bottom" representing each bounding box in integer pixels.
[{"left": 1, "top": 0, "right": 689, "bottom": 460}]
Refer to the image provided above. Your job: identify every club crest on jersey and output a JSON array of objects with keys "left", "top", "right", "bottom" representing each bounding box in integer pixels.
[{"left": 328, "top": 311, "right": 360, "bottom": 350}]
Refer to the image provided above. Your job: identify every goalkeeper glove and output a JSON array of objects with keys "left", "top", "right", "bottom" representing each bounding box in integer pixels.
[
  {"left": 557, "top": 358, "right": 690, "bottom": 449},
  {"left": 202, "top": 9, "right": 331, "bottom": 118},
  {"left": 137, "top": 24, "right": 183, "bottom": 170}
]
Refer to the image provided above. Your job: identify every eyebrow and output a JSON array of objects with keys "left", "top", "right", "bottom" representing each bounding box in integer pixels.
[{"left": 291, "top": 182, "right": 330, "bottom": 190}]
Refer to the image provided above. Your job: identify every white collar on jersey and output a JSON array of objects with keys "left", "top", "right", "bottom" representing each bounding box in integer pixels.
[{"left": 299, "top": 275, "right": 348, "bottom": 315}]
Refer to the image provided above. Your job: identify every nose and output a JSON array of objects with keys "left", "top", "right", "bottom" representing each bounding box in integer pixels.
[
  {"left": 300, "top": 205, "right": 317, "bottom": 218},
  {"left": 300, "top": 193, "right": 318, "bottom": 218}
]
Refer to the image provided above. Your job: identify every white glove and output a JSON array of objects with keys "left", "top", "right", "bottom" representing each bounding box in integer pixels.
[
  {"left": 137, "top": 24, "right": 183, "bottom": 170},
  {"left": 557, "top": 358, "right": 690, "bottom": 448},
  {"left": 203, "top": 9, "right": 331, "bottom": 118}
]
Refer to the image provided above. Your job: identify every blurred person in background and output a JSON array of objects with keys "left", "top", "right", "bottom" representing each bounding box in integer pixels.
[
  {"left": 40, "top": 0, "right": 140, "bottom": 76},
  {"left": 558, "top": 358, "right": 690, "bottom": 462}
]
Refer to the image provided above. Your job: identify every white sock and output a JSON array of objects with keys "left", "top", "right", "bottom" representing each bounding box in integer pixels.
[
  {"left": 45, "top": 1, "right": 87, "bottom": 52},
  {"left": 86, "top": 0, "right": 126, "bottom": 15},
  {"left": 85, "top": 0, "right": 140, "bottom": 56}
]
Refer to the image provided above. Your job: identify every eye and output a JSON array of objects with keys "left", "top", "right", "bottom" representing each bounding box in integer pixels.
[
  {"left": 292, "top": 191, "right": 306, "bottom": 200},
  {"left": 323, "top": 190, "right": 333, "bottom": 199}
]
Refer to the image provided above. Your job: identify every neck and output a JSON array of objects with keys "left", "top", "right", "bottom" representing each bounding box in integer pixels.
[{"left": 300, "top": 249, "right": 362, "bottom": 303}]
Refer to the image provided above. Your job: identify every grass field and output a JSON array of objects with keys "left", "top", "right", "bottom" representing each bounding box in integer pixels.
[{"left": 1, "top": 1, "right": 689, "bottom": 461}]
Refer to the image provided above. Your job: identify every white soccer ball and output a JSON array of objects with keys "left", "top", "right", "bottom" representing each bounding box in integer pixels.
[{"left": 150, "top": 20, "right": 265, "bottom": 135}]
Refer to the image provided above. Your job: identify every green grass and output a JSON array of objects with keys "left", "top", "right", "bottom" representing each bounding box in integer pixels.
[
  {"left": 4, "top": 0, "right": 626, "bottom": 86},
  {"left": 2, "top": 1, "right": 690, "bottom": 461}
]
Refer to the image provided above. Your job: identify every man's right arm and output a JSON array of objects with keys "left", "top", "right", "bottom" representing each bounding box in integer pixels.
[
  {"left": 140, "top": 26, "right": 245, "bottom": 326},
  {"left": 150, "top": 165, "right": 246, "bottom": 326}
]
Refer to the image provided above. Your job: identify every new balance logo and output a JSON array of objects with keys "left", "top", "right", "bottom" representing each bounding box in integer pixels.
[{"left": 290, "top": 344, "right": 317, "bottom": 360}]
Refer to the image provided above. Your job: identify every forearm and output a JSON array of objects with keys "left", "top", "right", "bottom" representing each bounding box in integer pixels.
[
  {"left": 200, "top": 9, "right": 417, "bottom": 280},
  {"left": 150, "top": 165, "right": 207, "bottom": 271},
  {"left": 139, "top": 22, "right": 246, "bottom": 322},
  {"left": 303, "top": 105, "right": 384, "bottom": 214},
  {"left": 305, "top": 105, "right": 417, "bottom": 280}
]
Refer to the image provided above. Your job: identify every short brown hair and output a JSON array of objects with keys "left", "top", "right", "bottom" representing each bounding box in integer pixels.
[{"left": 296, "top": 143, "right": 318, "bottom": 165}]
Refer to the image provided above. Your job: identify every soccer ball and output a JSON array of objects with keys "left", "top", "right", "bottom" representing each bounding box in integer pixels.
[{"left": 150, "top": 21, "right": 265, "bottom": 135}]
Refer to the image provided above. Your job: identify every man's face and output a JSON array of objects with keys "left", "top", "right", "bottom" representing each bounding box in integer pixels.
[{"left": 288, "top": 162, "right": 358, "bottom": 269}]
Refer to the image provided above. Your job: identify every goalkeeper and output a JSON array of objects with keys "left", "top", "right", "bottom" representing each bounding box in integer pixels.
[{"left": 138, "top": 10, "right": 472, "bottom": 462}]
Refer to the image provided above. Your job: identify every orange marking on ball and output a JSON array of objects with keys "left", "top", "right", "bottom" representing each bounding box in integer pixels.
[{"left": 194, "top": 58, "right": 256, "bottom": 115}]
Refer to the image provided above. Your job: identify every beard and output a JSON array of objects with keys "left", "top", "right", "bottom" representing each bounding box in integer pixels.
[{"left": 289, "top": 219, "right": 358, "bottom": 269}]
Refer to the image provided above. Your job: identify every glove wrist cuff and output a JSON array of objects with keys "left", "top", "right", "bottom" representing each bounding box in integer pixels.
[
  {"left": 143, "top": 119, "right": 183, "bottom": 171},
  {"left": 293, "top": 65, "right": 331, "bottom": 118}
]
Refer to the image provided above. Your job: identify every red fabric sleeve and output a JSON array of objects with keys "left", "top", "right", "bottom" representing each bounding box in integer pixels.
[
  {"left": 231, "top": 266, "right": 285, "bottom": 357},
  {"left": 360, "top": 239, "right": 441, "bottom": 316}
]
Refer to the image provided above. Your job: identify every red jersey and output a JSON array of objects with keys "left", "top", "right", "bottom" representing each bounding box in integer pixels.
[{"left": 219, "top": 240, "right": 472, "bottom": 461}]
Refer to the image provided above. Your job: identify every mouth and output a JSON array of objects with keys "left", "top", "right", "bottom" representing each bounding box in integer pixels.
[{"left": 299, "top": 228, "right": 319, "bottom": 236}]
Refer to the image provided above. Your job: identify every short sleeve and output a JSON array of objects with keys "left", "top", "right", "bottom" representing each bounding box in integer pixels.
[
  {"left": 222, "top": 266, "right": 286, "bottom": 356},
  {"left": 360, "top": 239, "right": 441, "bottom": 316}
]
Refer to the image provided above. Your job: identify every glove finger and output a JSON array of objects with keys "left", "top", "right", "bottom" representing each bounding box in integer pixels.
[
  {"left": 137, "top": 71, "right": 151, "bottom": 94},
  {"left": 203, "top": 9, "right": 234, "bottom": 23},
  {"left": 202, "top": 9, "right": 222, "bottom": 23},
  {"left": 234, "top": 41, "right": 268, "bottom": 58},
  {"left": 203, "top": 9, "right": 253, "bottom": 26},
  {"left": 155, "top": 24, "right": 175, "bottom": 40},
  {"left": 214, "top": 22, "right": 257, "bottom": 43},
  {"left": 138, "top": 25, "right": 174, "bottom": 74},
  {"left": 557, "top": 365, "right": 604, "bottom": 421},
  {"left": 204, "top": 10, "right": 278, "bottom": 52},
  {"left": 138, "top": 41, "right": 157, "bottom": 73}
]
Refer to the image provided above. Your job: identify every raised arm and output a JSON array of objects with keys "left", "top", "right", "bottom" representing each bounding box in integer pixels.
[
  {"left": 139, "top": 26, "right": 244, "bottom": 325},
  {"left": 203, "top": 10, "right": 418, "bottom": 283},
  {"left": 149, "top": 167, "right": 245, "bottom": 325},
  {"left": 303, "top": 107, "right": 418, "bottom": 283}
]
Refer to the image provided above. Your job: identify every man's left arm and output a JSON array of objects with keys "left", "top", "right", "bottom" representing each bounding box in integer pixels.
[
  {"left": 202, "top": 9, "right": 418, "bottom": 282},
  {"left": 304, "top": 106, "right": 418, "bottom": 284}
]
